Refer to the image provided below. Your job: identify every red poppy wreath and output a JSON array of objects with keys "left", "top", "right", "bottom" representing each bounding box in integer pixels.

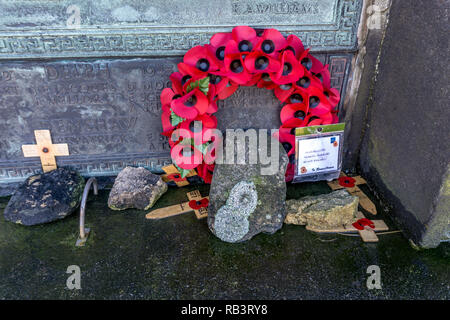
[{"left": 160, "top": 26, "right": 340, "bottom": 183}]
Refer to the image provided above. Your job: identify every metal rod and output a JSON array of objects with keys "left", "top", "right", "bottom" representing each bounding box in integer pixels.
[{"left": 79, "top": 177, "right": 98, "bottom": 239}]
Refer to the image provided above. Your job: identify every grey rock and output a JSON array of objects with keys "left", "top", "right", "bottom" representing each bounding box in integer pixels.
[
  {"left": 208, "top": 133, "right": 288, "bottom": 243},
  {"left": 108, "top": 166, "right": 167, "bottom": 211},
  {"left": 3, "top": 168, "right": 85, "bottom": 226},
  {"left": 284, "top": 189, "right": 358, "bottom": 229}
]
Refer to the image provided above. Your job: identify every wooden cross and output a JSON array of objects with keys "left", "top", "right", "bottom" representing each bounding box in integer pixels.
[
  {"left": 161, "top": 164, "right": 197, "bottom": 187},
  {"left": 327, "top": 173, "right": 377, "bottom": 215},
  {"left": 306, "top": 212, "right": 388, "bottom": 243},
  {"left": 145, "top": 190, "right": 208, "bottom": 220},
  {"left": 22, "top": 130, "right": 69, "bottom": 173}
]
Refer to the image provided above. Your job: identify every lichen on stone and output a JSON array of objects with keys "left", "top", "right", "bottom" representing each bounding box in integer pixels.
[
  {"left": 285, "top": 189, "right": 358, "bottom": 230},
  {"left": 213, "top": 181, "right": 258, "bottom": 243}
]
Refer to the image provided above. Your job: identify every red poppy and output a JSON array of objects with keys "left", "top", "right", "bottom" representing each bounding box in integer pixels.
[
  {"left": 306, "top": 86, "right": 332, "bottom": 116},
  {"left": 222, "top": 53, "right": 252, "bottom": 84},
  {"left": 299, "top": 49, "right": 325, "bottom": 74},
  {"left": 244, "top": 51, "right": 281, "bottom": 74},
  {"left": 284, "top": 34, "right": 304, "bottom": 59},
  {"left": 171, "top": 88, "right": 209, "bottom": 119},
  {"left": 208, "top": 33, "right": 232, "bottom": 64},
  {"left": 254, "top": 28, "right": 287, "bottom": 58},
  {"left": 277, "top": 130, "right": 296, "bottom": 156},
  {"left": 338, "top": 176, "right": 356, "bottom": 188},
  {"left": 232, "top": 26, "right": 258, "bottom": 53},
  {"left": 171, "top": 142, "right": 203, "bottom": 170},
  {"left": 183, "top": 45, "right": 220, "bottom": 74},
  {"left": 293, "top": 70, "right": 323, "bottom": 92},
  {"left": 166, "top": 173, "right": 186, "bottom": 183},
  {"left": 188, "top": 197, "right": 209, "bottom": 210},
  {"left": 280, "top": 103, "right": 309, "bottom": 124},
  {"left": 352, "top": 218, "right": 375, "bottom": 230},
  {"left": 272, "top": 50, "right": 303, "bottom": 85},
  {"left": 285, "top": 89, "right": 307, "bottom": 105},
  {"left": 196, "top": 163, "right": 215, "bottom": 184},
  {"left": 179, "top": 114, "right": 217, "bottom": 145}
]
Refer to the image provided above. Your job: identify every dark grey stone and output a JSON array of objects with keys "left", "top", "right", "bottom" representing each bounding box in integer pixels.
[
  {"left": 0, "top": 54, "right": 352, "bottom": 195},
  {"left": 208, "top": 133, "right": 288, "bottom": 242},
  {"left": 359, "top": 0, "right": 450, "bottom": 248},
  {"left": 108, "top": 166, "right": 167, "bottom": 211},
  {"left": 3, "top": 168, "right": 85, "bottom": 226},
  {"left": 0, "top": 0, "right": 363, "bottom": 60}
]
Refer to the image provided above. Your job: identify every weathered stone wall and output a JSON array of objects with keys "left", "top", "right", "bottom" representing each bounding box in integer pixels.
[{"left": 359, "top": 0, "right": 450, "bottom": 247}]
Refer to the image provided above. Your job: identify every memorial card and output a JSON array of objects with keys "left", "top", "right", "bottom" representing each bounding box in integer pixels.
[{"left": 293, "top": 123, "right": 345, "bottom": 183}]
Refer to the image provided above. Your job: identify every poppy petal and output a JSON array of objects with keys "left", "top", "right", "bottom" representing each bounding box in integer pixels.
[
  {"left": 274, "top": 84, "right": 295, "bottom": 102},
  {"left": 161, "top": 88, "right": 175, "bottom": 107},
  {"left": 217, "top": 81, "right": 239, "bottom": 99},
  {"left": 285, "top": 34, "right": 304, "bottom": 59}
]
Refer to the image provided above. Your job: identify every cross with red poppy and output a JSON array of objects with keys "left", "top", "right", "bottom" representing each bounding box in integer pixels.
[
  {"left": 327, "top": 173, "right": 377, "bottom": 215},
  {"left": 145, "top": 190, "right": 209, "bottom": 220},
  {"left": 161, "top": 164, "right": 197, "bottom": 187}
]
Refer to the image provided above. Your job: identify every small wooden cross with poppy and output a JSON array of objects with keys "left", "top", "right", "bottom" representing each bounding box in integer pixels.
[
  {"left": 161, "top": 164, "right": 197, "bottom": 187},
  {"left": 145, "top": 190, "right": 209, "bottom": 220},
  {"left": 327, "top": 172, "right": 377, "bottom": 215}
]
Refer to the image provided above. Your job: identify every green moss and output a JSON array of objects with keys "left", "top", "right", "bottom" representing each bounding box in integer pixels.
[{"left": 0, "top": 183, "right": 448, "bottom": 299}]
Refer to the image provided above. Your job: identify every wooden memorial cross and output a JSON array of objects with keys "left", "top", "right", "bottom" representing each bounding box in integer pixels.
[
  {"left": 306, "top": 212, "right": 389, "bottom": 243},
  {"left": 22, "top": 130, "right": 69, "bottom": 173},
  {"left": 145, "top": 190, "right": 208, "bottom": 220},
  {"left": 327, "top": 173, "right": 377, "bottom": 215},
  {"left": 161, "top": 164, "right": 197, "bottom": 187}
]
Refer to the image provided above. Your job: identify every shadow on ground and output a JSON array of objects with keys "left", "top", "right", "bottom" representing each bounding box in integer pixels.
[{"left": 0, "top": 182, "right": 448, "bottom": 299}]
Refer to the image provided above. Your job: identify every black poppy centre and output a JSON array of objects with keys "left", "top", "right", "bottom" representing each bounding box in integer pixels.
[{"left": 255, "top": 56, "right": 269, "bottom": 70}]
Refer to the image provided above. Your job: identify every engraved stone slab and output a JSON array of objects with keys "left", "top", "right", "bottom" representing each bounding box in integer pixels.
[
  {"left": 0, "top": 0, "right": 363, "bottom": 59},
  {"left": 215, "top": 53, "right": 352, "bottom": 130},
  {"left": 0, "top": 58, "right": 177, "bottom": 193},
  {"left": 0, "top": 54, "right": 352, "bottom": 194}
]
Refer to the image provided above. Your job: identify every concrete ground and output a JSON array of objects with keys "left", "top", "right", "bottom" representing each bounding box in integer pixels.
[{"left": 0, "top": 182, "right": 448, "bottom": 300}]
